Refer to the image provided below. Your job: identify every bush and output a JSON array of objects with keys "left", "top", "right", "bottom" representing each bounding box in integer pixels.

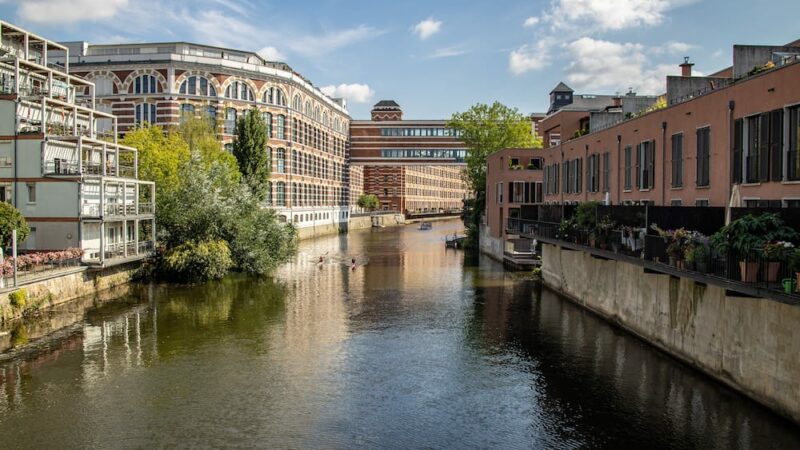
[
  {"left": 711, "top": 213, "right": 798, "bottom": 256},
  {"left": 0, "top": 202, "right": 30, "bottom": 246},
  {"left": 575, "top": 201, "right": 600, "bottom": 229},
  {"left": 9, "top": 288, "right": 27, "bottom": 308},
  {"left": 162, "top": 240, "right": 233, "bottom": 283}
]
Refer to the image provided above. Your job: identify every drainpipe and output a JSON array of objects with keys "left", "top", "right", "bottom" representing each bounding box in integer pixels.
[
  {"left": 616, "top": 134, "right": 622, "bottom": 205},
  {"left": 728, "top": 100, "right": 735, "bottom": 204},
  {"left": 661, "top": 121, "right": 667, "bottom": 206}
]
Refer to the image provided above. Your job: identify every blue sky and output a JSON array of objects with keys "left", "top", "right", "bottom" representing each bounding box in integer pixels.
[{"left": 3, "top": 0, "right": 799, "bottom": 119}]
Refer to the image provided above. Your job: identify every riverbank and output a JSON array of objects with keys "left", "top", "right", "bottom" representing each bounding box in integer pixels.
[{"left": 0, "top": 263, "right": 139, "bottom": 323}]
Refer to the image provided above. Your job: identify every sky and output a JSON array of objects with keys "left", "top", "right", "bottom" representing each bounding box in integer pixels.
[{"left": 2, "top": 0, "right": 799, "bottom": 120}]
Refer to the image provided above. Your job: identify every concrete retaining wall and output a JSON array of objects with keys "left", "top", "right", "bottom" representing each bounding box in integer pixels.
[
  {"left": 540, "top": 243, "right": 800, "bottom": 423},
  {"left": 479, "top": 224, "right": 504, "bottom": 262},
  {"left": 0, "top": 264, "right": 137, "bottom": 323}
]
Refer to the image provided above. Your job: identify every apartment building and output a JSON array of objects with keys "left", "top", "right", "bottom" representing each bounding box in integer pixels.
[
  {"left": 537, "top": 42, "right": 800, "bottom": 207},
  {"left": 350, "top": 100, "right": 470, "bottom": 213},
  {"left": 0, "top": 21, "right": 155, "bottom": 265},
  {"left": 485, "top": 148, "right": 544, "bottom": 241},
  {"left": 53, "top": 40, "right": 351, "bottom": 237}
]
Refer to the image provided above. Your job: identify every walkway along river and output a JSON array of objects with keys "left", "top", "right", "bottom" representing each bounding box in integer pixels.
[{"left": 0, "top": 219, "right": 799, "bottom": 448}]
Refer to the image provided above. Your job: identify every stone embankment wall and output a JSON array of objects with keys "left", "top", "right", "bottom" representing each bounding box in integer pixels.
[
  {"left": 0, "top": 264, "right": 137, "bottom": 323},
  {"left": 346, "top": 214, "right": 406, "bottom": 232},
  {"left": 540, "top": 243, "right": 800, "bottom": 423},
  {"left": 479, "top": 224, "right": 504, "bottom": 262}
]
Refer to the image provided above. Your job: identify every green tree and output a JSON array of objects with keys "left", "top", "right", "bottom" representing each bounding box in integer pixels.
[
  {"left": 231, "top": 109, "right": 269, "bottom": 200},
  {"left": 0, "top": 202, "right": 29, "bottom": 246},
  {"left": 177, "top": 114, "right": 240, "bottom": 185},
  {"left": 448, "top": 102, "right": 538, "bottom": 246},
  {"left": 357, "top": 194, "right": 380, "bottom": 212},
  {"left": 120, "top": 123, "right": 190, "bottom": 200}
]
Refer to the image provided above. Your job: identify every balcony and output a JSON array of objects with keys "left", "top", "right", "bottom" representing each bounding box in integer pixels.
[
  {"left": 17, "top": 97, "right": 114, "bottom": 139},
  {"left": 512, "top": 205, "right": 800, "bottom": 303},
  {"left": 43, "top": 138, "right": 138, "bottom": 179},
  {"left": 80, "top": 177, "right": 156, "bottom": 219}
]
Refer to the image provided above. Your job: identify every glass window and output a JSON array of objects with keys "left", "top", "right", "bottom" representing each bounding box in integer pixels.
[
  {"left": 262, "top": 112, "right": 272, "bottom": 137},
  {"left": 671, "top": 133, "right": 683, "bottom": 188},
  {"left": 277, "top": 115, "right": 285, "bottom": 140},
  {"left": 224, "top": 108, "right": 237, "bottom": 134},
  {"left": 134, "top": 103, "right": 156, "bottom": 126},
  {"left": 276, "top": 148, "right": 286, "bottom": 173},
  {"left": 26, "top": 182, "right": 36, "bottom": 203},
  {"left": 696, "top": 127, "right": 710, "bottom": 187},
  {"left": 133, "top": 74, "right": 157, "bottom": 94}
]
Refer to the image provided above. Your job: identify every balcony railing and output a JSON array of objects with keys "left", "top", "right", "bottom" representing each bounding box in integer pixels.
[{"left": 512, "top": 217, "right": 800, "bottom": 302}]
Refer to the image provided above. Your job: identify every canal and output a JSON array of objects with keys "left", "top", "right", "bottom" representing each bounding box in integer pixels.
[{"left": 1, "top": 219, "right": 799, "bottom": 449}]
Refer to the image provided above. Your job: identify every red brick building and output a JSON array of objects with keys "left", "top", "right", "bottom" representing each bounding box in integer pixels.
[
  {"left": 484, "top": 149, "right": 544, "bottom": 240},
  {"left": 536, "top": 43, "right": 800, "bottom": 208},
  {"left": 350, "top": 101, "right": 469, "bottom": 213}
]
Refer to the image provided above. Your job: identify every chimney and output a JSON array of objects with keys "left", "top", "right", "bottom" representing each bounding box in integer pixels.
[
  {"left": 612, "top": 95, "right": 621, "bottom": 107},
  {"left": 680, "top": 56, "right": 694, "bottom": 77}
]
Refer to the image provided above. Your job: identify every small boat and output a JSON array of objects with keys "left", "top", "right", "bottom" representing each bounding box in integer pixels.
[{"left": 418, "top": 222, "right": 433, "bottom": 230}]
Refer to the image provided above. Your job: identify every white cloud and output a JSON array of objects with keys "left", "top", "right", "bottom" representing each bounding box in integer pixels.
[
  {"left": 412, "top": 18, "right": 442, "bottom": 40},
  {"left": 257, "top": 46, "right": 286, "bottom": 61},
  {"left": 288, "top": 25, "right": 379, "bottom": 57},
  {"left": 509, "top": 38, "right": 554, "bottom": 75},
  {"left": 429, "top": 46, "right": 469, "bottom": 59},
  {"left": 18, "top": 0, "right": 129, "bottom": 24},
  {"left": 651, "top": 40, "right": 697, "bottom": 55},
  {"left": 523, "top": 16, "right": 540, "bottom": 27},
  {"left": 320, "top": 83, "right": 374, "bottom": 103},
  {"left": 546, "top": 0, "right": 693, "bottom": 32},
  {"left": 564, "top": 37, "right": 680, "bottom": 94}
]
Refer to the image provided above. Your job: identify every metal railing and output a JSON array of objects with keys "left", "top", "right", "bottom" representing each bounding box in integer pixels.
[{"left": 514, "top": 217, "right": 800, "bottom": 301}]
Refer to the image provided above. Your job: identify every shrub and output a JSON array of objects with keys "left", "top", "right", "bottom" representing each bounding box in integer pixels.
[
  {"left": 575, "top": 201, "right": 600, "bottom": 229},
  {"left": 162, "top": 240, "right": 233, "bottom": 283},
  {"left": 711, "top": 213, "right": 798, "bottom": 256},
  {"left": 9, "top": 288, "right": 27, "bottom": 308}
]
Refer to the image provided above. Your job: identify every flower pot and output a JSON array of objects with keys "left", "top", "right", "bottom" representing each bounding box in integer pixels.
[
  {"left": 696, "top": 262, "right": 708, "bottom": 274},
  {"left": 764, "top": 262, "right": 780, "bottom": 283},
  {"left": 783, "top": 278, "right": 797, "bottom": 294},
  {"left": 739, "top": 261, "right": 759, "bottom": 283}
]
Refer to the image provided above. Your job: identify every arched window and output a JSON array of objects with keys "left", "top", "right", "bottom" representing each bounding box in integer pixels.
[
  {"left": 292, "top": 183, "right": 298, "bottom": 206},
  {"left": 224, "top": 108, "right": 237, "bottom": 134},
  {"left": 275, "top": 88, "right": 286, "bottom": 106},
  {"left": 333, "top": 117, "right": 340, "bottom": 133},
  {"left": 93, "top": 75, "right": 115, "bottom": 95},
  {"left": 276, "top": 148, "right": 286, "bottom": 173},
  {"left": 292, "top": 149, "right": 298, "bottom": 174},
  {"left": 276, "top": 115, "right": 285, "bottom": 140},
  {"left": 276, "top": 182, "right": 285, "bottom": 206},
  {"left": 133, "top": 74, "right": 158, "bottom": 94},
  {"left": 322, "top": 112, "right": 329, "bottom": 128},
  {"left": 304, "top": 101, "right": 312, "bottom": 117},
  {"left": 207, "top": 105, "right": 217, "bottom": 128},
  {"left": 225, "top": 81, "right": 254, "bottom": 101},
  {"left": 179, "top": 75, "right": 216, "bottom": 96},
  {"left": 262, "top": 112, "right": 272, "bottom": 138},
  {"left": 180, "top": 103, "right": 195, "bottom": 123},
  {"left": 134, "top": 103, "right": 156, "bottom": 126},
  {"left": 314, "top": 107, "right": 321, "bottom": 122},
  {"left": 292, "top": 95, "right": 302, "bottom": 111}
]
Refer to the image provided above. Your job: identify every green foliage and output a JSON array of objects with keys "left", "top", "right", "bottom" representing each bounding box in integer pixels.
[
  {"left": 155, "top": 154, "right": 297, "bottom": 281},
  {"left": 177, "top": 115, "right": 241, "bottom": 185},
  {"left": 10, "top": 323, "right": 27, "bottom": 347},
  {"left": 9, "top": 288, "right": 27, "bottom": 308},
  {"left": 690, "top": 245, "right": 709, "bottom": 264},
  {"left": 232, "top": 109, "right": 269, "bottom": 200},
  {"left": 790, "top": 249, "right": 800, "bottom": 273},
  {"left": 121, "top": 123, "right": 191, "bottom": 199},
  {"left": 448, "top": 102, "right": 538, "bottom": 234},
  {"left": 711, "top": 213, "right": 798, "bottom": 256},
  {"left": 163, "top": 240, "right": 233, "bottom": 283},
  {"left": 357, "top": 194, "right": 380, "bottom": 211},
  {"left": 575, "top": 201, "right": 600, "bottom": 229},
  {"left": 0, "top": 202, "right": 30, "bottom": 246}
]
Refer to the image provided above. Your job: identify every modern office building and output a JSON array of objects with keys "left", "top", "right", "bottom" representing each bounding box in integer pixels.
[
  {"left": 350, "top": 100, "right": 470, "bottom": 213},
  {"left": 53, "top": 40, "right": 351, "bottom": 238},
  {"left": 536, "top": 44, "right": 800, "bottom": 207},
  {"left": 0, "top": 21, "right": 155, "bottom": 265}
]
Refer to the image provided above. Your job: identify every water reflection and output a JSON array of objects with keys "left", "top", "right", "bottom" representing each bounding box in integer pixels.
[{"left": 0, "top": 221, "right": 798, "bottom": 449}]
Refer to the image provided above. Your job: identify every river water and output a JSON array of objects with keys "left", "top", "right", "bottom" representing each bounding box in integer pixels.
[{"left": 1, "top": 219, "right": 798, "bottom": 449}]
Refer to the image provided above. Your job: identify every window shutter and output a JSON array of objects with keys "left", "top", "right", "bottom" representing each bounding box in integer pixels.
[
  {"left": 733, "top": 119, "right": 743, "bottom": 183},
  {"left": 760, "top": 113, "right": 771, "bottom": 182},
  {"left": 635, "top": 144, "right": 642, "bottom": 188},
  {"left": 648, "top": 141, "right": 655, "bottom": 189},
  {"left": 770, "top": 109, "right": 783, "bottom": 181}
]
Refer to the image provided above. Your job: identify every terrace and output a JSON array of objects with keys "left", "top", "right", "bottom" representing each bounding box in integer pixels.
[
  {"left": 17, "top": 96, "right": 114, "bottom": 139},
  {"left": 43, "top": 137, "right": 137, "bottom": 178},
  {"left": 508, "top": 204, "right": 800, "bottom": 303}
]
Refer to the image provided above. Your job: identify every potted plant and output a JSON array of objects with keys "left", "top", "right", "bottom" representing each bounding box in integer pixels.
[
  {"left": 763, "top": 241, "right": 794, "bottom": 283},
  {"left": 556, "top": 217, "right": 577, "bottom": 242},
  {"left": 594, "top": 215, "right": 616, "bottom": 250},
  {"left": 684, "top": 244, "right": 696, "bottom": 271},
  {"left": 711, "top": 213, "right": 798, "bottom": 283},
  {"left": 692, "top": 245, "right": 710, "bottom": 274}
]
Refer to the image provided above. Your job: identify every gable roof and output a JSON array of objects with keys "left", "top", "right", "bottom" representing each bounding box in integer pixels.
[{"left": 550, "top": 82, "right": 573, "bottom": 94}]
